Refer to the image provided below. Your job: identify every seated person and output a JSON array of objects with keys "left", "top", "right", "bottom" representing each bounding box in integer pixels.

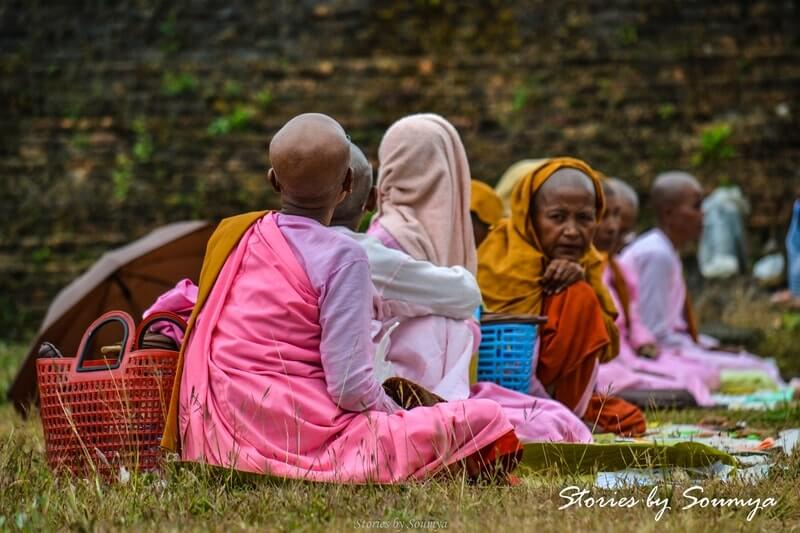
[
  {"left": 470, "top": 180, "right": 505, "bottom": 247},
  {"left": 159, "top": 113, "right": 522, "bottom": 483},
  {"left": 366, "top": 115, "right": 480, "bottom": 402},
  {"left": 593, "top": 178, "right": 714, "bottom": 405},
  {"left": 477, "top": 157, "right": 645, "bottom": 436},
  {"left": 331, "top": 142, "right": 593, "bottom": 444},
  {"left": 620, "top": 171, "right": 783, "bottom": 386},
  {"left": 604, "top": 177, "right": 720, "bottom": 391}
]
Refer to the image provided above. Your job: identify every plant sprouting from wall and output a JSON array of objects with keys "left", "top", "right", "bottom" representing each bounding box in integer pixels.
[
  {"left": 132, "top": 117, "right": 153, "bottom": 162},
  {"left": 112, "top": 154, "right": 133, "bottom": 202},
  {"left": 692, "top": 123, "right": 736, "bottom": 168},
  {"left": 162, "top": 72, "right": 198, "bottom": 97},
  {"left": 208, "top": 105, "right": 255, "bottom": 136}
]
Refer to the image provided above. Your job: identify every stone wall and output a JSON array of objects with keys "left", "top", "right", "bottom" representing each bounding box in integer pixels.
[{"left": 1, "top": 0, "right": 799, "bottom": 338}]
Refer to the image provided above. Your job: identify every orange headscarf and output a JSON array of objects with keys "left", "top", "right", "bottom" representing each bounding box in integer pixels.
[
  {"left": 470, "top": 180, "right": 505, "bottom": 227},
  {"left": 477, "top": 157, "right": 619, "bottom": 361}
]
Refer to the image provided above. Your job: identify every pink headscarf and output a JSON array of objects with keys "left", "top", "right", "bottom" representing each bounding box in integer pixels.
[{"left": 376, "top": 114, "right": 477, "bottom": 274}]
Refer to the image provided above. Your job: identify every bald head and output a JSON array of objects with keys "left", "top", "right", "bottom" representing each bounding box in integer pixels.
[
  {"left": 330, "top": 143, "right": 374, "bottom": 228},
  {"left": 651, "top": 171, "right": 702, "bottom": 220},
  {"left": 601, "top": 179, "right": 616, "bottom": 199},
  {"left": 609, "top": 178, "right": 639, "bottom": 211},
  {"left": 268, "top": 113, "right": 351, "bottom": 203},
  {"left": 539, "top": 168, "right": 595, "bottom": 198},
  {"left": 651, "top": 170, "right": 704, "bottom": 248},
  {"left": 608, "top": 178, "right": 639, "bottom": 244}
]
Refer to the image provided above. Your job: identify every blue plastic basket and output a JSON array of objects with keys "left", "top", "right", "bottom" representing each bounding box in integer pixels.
[{"left": 477, "top": 321, "right": 537, "bottom": 393}]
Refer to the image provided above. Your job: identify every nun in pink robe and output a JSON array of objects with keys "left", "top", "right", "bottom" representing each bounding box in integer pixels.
[
  {"left": 620, "top": 228, "right": 783, "bottom": 386},
  {"left": 595, "top": 259, "right": 715, "bottom": 406},
  {"left": 367, "top": 113, "right": 593, "bottom": 443},
  {"left": 175, "top": 211, "right": 520, "bottom": 482}
]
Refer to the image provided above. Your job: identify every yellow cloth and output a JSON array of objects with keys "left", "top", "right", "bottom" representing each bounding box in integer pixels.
[
  {"left": 161, "top": 210, "right": 268, "bottom": 452},
  {"left": 606, "top": 255, "right": 632, "bottom": 333},
  {"left": 477, "top": 157, "right": 619, "bottom": 362},
  {"left": 494, "top": 159, "right": 546, "bottom": 216},
  {"left": 470, "top": 180, "right": 505, "bottom": 227}
]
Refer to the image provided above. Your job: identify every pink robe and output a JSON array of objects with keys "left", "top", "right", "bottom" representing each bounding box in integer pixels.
[
  {"left": 177, "top": 213, "right": 516, "bottom": 482},
  {"left": 367, "top": 220, "right": 593, "bottom": 443},
  {"left": 620, "top": 229, "right": 783, "bottom": 386},
  {"left": 595, "top": 262, "right": 715, "bottom": 406}
]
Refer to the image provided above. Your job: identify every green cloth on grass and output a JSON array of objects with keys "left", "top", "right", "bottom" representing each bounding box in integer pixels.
[
  {"left": 521, "top": 441, "right": 737, "bottom": 475},
  {"left": 718, "top": 369, "right": 779, "bottom": 394}
]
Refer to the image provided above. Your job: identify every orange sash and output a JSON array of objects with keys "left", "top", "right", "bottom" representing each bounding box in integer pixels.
[{"left": 160, "top": 210, "right": 268, "bottom": 452}]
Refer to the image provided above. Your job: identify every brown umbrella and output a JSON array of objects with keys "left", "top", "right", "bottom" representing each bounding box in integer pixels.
[{"left": 8, "top": 220, "right": 215, "bottom": 413}]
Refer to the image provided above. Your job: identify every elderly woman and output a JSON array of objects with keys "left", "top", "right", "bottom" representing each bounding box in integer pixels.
[{"left": 477, "top": 157, "right": 645, "bottom": 436}]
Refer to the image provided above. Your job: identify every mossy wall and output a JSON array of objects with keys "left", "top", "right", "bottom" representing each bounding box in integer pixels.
[{"left": 1, "top": 1, "right": 799, "bottom": 338}]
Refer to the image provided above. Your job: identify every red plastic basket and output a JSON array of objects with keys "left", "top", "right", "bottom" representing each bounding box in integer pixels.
[{"left": 36, "top": 310, "right": 185, "bottom": 479}]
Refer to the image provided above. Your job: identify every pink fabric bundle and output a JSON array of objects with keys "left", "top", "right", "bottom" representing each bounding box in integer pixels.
[{"left": 142, "top": 278, "right": 197, "bottom": 344}]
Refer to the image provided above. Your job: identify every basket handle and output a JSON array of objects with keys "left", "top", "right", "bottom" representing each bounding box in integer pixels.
[
  {"left": 134, "top": 311, "right": 187, "bottom": 350},
  {"left": 75, "top": 310, "right": 137, "bottom": 373}
]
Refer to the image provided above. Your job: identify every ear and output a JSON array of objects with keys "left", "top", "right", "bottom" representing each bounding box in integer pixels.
[
  {"left": 342, "top": 167, "right": 353, "bottom": 194},
  {"left": 364, "top": 186, "right": 378, "bottom": 212},
  {"left": 334, "top": 167, "right": 354, "bottom": 205},
  {"left": 268, "top": 168, "right": 281, "bottom": 193}
]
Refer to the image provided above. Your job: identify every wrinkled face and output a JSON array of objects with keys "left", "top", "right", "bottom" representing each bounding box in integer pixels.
[
  {"left": 669, "top": 184, "right": 704, "bottom": 243},
  {"left": 532, "top": 177, "right": 597, "bottom": 261},
  {"left": 594, "top": 193, "right": 622, "bottom": 252}
]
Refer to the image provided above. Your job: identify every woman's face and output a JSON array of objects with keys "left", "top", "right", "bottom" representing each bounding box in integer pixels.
[
  {"left": 593, "top": 193, "right": 622, "bottom": 252},
  {"left": 532, "top": 175, "right": 597, "bottom": 261}
]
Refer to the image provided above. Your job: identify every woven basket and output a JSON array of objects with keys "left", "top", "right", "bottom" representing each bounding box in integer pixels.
[{"left": 36, "top": 311, "right": 184, "bottom": 479}]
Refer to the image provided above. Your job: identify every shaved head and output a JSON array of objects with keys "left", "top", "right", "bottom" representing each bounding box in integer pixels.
[
  {"left": 595, "top": 179, "right": 622, "bottom": 252},
  {"left": 539, "top": 168, "right": 595, "bottom": 198},
  {"left": 601, "top": 179, "right": 616, "bottom": 199},
  {"left": 651, "top": 170, "right": 704, "bottom": 248},
  {"left": 608, "top": 178, "right": 640, "bottom": 248},
  {"left": 651, "top": 171, "right": 702, "bottom": 220},
  {"left": 268, "top": 113, "right": 351, "bottom": 204},
  {"left": 330, "top": 143, "right": 373, "bottom": 227},
  {"left": 609, "top": 178, "right": 639, "bottom": 211}
]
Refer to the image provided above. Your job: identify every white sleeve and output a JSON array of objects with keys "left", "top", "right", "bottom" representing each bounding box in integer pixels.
[{"left": 365, "top": 238, "right": 480, "bottom": 319}]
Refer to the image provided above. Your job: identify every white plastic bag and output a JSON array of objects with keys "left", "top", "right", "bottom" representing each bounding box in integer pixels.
[{"left": 698, "top": 186, "right": 750, "bottom": 278}]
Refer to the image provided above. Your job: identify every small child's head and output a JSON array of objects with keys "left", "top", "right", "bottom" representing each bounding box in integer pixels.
[
  {"left": 330, "top": 143, "right": 376, "bottom": 231},
  {"left": 593, "top": 180, "right": 622, "bottom": 253},
  {"left": 470, "top": 180, "right": 504, "bottom": 247},
  {"left": 531, "top": 167, "right": 597, "bottom": 261},
  {"left": 268, "top": 113, "right": 353, "bottom": 225}
]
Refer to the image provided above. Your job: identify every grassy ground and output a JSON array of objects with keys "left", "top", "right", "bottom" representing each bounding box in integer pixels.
[{"left": 1, "top": 339, "right": 799, "bottom": 531}]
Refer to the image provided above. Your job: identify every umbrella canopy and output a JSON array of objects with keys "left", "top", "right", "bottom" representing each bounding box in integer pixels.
[{"left": 8, "top": 220, "right": 215, "bottom": 413}]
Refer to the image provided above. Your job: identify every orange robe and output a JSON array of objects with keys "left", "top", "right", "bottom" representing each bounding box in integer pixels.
[
  {"left": 584, "top": 395, "right": 647, "bottom": 437},
  {"left": 537, "top": 281, "right": 610, "bottom": 411}
]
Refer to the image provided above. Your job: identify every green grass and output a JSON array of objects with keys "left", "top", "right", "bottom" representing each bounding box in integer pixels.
[{"left": 1, "top": 343, "right": 798, "bottom": 531}]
